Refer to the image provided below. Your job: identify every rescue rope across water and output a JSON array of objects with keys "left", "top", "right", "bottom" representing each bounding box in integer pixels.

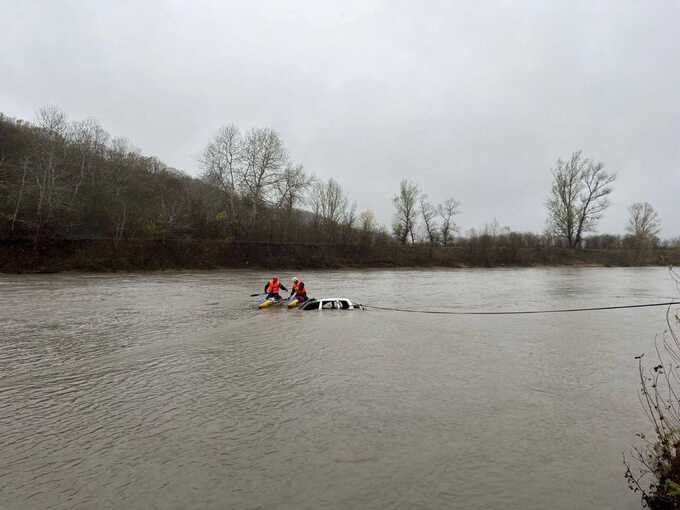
[{"left": 361, "top": 301, "right": 680, "bottom": 316}]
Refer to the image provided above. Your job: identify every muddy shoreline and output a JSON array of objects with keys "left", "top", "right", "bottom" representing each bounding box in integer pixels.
[{"left": 2, "top": 239, "right": 679, "bottom": 273}]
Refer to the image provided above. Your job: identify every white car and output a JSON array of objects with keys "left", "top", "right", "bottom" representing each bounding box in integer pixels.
[{"left": 299, "top": 298, "right": 362, "bottom": 311}]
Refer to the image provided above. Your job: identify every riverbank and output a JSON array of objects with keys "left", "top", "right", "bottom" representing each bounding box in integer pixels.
[{"left": 2, "top": 239, "right": 679, "bottom": 273}]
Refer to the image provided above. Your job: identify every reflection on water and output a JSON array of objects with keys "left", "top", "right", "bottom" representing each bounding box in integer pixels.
[{"left": 0, "top": 267, "right": 676, "bottom": 509}]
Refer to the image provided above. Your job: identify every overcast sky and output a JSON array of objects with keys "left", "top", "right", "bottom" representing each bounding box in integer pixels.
[{"left": 2, "top": 0, "right": 678, "bottom": 237}]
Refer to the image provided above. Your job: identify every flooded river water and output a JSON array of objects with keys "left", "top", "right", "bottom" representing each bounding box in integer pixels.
[{"left": 1, "top": 267, "right": 678, "bottom": 509}]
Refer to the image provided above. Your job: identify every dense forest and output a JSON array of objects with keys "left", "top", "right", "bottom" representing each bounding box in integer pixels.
[{"left": 1, "top": 107, "right": 678, "bottom": 272}]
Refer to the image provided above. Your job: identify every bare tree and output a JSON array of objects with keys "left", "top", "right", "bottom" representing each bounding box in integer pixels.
[
  {"left": 275, "top": 164, "right": 312, "bottom": 212},
  {"left": 393, "top": 179, "right": 419, "bottom": 244},
  {"left": 68, "top": 118, "right": 109, "bottom": 203},
  {"left": 310, "top": 178, "right": 348, "bottom": 241},
  {"left": 438, "top": 197, "right": 460, "bottom": 246},
  {"left": 36, "top": 105, "right": 67, "bottom": 138},
  {"left": 272, "top": 164, "right": 312, "bottom": 241},
  {"left": 33, "top": 105, "right": 69, "bottom": 240},
  {"left": 626, "top": 202, "right": 661, "bottom": 242},
  {"left": 323, "top": 179, "right": 349, "bottom": 225},
  {"left": 200, "top": 125, "right": 244, "bottom": 237},
  {"left": 547, "top": 151, "right": 616, "bottom": 248},
  {"left": 200, "top": 124, "right": 242, "bottom": 195},
  {"left": 240, "top": 128, "right": 287, "bottom": 205},
  {"left": 419, "top": 195, "right": 439, "bottom": 244}
]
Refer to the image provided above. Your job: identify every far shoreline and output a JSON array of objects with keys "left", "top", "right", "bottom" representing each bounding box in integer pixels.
[{"left": 2, "top": 238, "right": 678, "bottom": 274}]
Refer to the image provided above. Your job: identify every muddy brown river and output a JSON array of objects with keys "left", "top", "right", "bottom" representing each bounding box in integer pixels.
[{"left": 2, "top": 267, "right": 678, "bottom": 509}]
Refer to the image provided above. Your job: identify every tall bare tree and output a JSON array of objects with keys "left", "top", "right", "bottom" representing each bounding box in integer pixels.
[
  {"left": 68, "top": 118, "right": 109, "bottom": 204},
  {"left": 310, "top": 178, "right": 348, "bottom": 241},
  {"left": 393, "top": 179, "right": 419, "bottom": 244},
  {"left": 273, "top": 164, "right": 312, "bottom": 241},
  {"left": 33, "top": 105, "right": 69, "bottom": 240},
  {"left": 546, "top": 151, "right": 616, "bottom": 248},
  {"left": 626, "top": 202, "right": 661, "bottom": 242},
  {"left": 438, "top": 197, "right": 460, "bottom": 246},
  {"left": 419, "top": 194, "right": 438, "bottom": 243},
  {"left": 240, "top": 128, "right": 287, "bottom": 205},
  {"left": 200, "top": 124, "right": 242, "bottom": 195},
  {"left": 200, "top": 124, "right": 243, "bottom": 237}
]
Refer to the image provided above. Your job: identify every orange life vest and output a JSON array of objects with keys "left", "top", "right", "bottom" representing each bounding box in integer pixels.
[
  {"left": 295, "top": 287, "right": 307, "bottom": 299},
  {"left": 292, "top": 281, "right": 302, "bottom": 293},
  {"left": 267, "top": 279, "right": 281, "bottom": 294}
]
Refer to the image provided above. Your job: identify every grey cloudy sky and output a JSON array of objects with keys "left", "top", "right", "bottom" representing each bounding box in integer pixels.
[{"left": 2, "top": 0, "right": 679, "bottom": 237}]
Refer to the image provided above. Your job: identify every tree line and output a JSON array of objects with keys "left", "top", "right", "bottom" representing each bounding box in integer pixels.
[
  {"left": 0, "top": 107, "right": 387, "bottom": 246},
  {"left": 0, "top": 107, "right": 676, "bottom": 254},
  {"left": 199, "top": 124, "right": 385, "bottom": 244},
  {"left": 391, "top": 150, "right": 672, "bottom": 250}
]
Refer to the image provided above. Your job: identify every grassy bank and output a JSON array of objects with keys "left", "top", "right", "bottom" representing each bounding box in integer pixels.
[{"left": 2, "top": 239, "right": 680, "bottom": 273}]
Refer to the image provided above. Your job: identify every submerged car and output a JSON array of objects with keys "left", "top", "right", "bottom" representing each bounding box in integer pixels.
[{"left": 299, "top": 298, "right": 362, "bottom": 311}]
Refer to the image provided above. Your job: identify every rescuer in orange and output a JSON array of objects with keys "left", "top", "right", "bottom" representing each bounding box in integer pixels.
[
  {"left": 290, "top": 277, "right": 303, "bottom": 297},
  {"left": 293, "top": 281, "right": 308, "bottom": 303},
  {"left": 264, "top": 276, "right": 287, "bottom": 300}
]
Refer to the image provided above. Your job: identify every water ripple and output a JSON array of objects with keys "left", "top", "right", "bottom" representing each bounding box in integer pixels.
[{"left": 0, "top": 268, "right": 672, "bottom": 509}]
